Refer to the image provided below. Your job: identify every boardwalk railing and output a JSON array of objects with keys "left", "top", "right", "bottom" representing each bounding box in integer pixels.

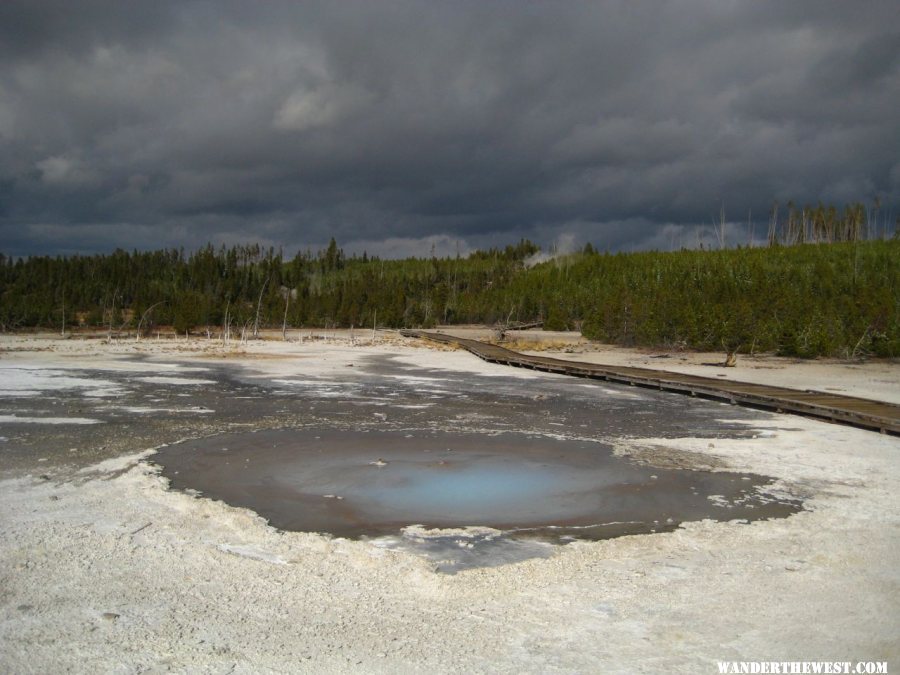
[{"left": 400, "top": 330, "right": 900, "bottom": 436}]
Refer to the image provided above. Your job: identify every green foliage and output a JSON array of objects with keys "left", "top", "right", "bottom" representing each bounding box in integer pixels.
[
  {"left": 0, "top": 237, "right": 897, "bottom": 358},
  {"left": 543, "top": 302, "right": 572, "bottom": 331},
  {"left": 567, "top": 241, "right": 899, "bottom": 358}
]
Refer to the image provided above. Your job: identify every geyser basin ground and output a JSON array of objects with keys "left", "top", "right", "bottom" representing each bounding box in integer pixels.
[
  {"left": 2, "top": 336, "right": 899, "bottom": 671},
  {"left": 154, "top": 428, "right": 800, "bottom": 569}
]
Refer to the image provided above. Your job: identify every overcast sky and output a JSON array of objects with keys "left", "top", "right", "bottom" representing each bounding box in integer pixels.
[{"left": 1, "top": 1, "right": 898, "bottom": 258}]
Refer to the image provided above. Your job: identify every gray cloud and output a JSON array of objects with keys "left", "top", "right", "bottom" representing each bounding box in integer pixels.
[{"left": 1, "top": 1, "right": 898, "bottom": 257}]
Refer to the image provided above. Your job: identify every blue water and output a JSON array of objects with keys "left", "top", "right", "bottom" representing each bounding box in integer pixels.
[
  {"left": 157, "top": 428, "right": 800, "bottom": 542},
  {"left": 353, "top": 459, "right": 583, "bottom": 521}
]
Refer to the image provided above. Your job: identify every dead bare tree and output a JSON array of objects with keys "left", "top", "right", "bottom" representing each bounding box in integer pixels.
[
  {"left": 240, "top": 318, "right": 253, "bottom": 344},
  {"left": 55, "top": 282, "right": 68, "bottom": 337},
  {"left": 136, "top": 301, "right": 165, "bottom": 341},
  {"left": 106, "top": 287, "right": 120, "bottom": 343},
  {"left": 222, "top": 299, "right": 231, "bottom": 345},
  {"left": 252, "top": 276, "right": 270, "bottom": 339},
  {"left": 850, "top": 326, "right": 871, "bottom": 360},
  {"left": 494, "top": 306, "right": 517, "bottom": 341},
  {"left": 281, "top": 290, "right": 290, "bottom": 341},
  {"left": 717, "top": 203, "right": 727, "bottom": 249},
  {"left": 768, "top": 201, "right": 779, "bottom": 246}
]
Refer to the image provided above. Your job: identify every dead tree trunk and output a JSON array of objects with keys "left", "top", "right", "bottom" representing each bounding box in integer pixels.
[
  {"left": 136, "top": 301, "right": 165, "bottom": 341},
  {"left": 253, "top": 277, "right": 270, "bottom": 339},
  {"left": 223, "top": 299, "right": 231, "bottom": 344}
]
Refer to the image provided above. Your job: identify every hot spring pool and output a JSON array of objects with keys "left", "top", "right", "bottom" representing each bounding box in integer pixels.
[{"left": 154, "top": 428, "right": 800, "bottom": 547}]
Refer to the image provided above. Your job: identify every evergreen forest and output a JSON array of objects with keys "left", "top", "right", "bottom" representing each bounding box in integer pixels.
[{"left": 1, "top": 211, "right": 898, "bottom": 359}]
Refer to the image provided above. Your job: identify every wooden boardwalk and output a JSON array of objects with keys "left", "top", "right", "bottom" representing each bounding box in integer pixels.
[{"left": 400, "top": 330, "right": 900, "bottom": 436}]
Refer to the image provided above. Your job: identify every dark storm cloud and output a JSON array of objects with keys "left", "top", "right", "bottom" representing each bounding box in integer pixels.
[{"left": 1, "top": 1, "right": 898, "bottom": 257}]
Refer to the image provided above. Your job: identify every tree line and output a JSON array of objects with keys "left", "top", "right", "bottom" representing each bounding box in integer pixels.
[
  {"left": 1, "top": 224, "right": 897, "bottom": 358},
  {"left": 0, "top": 239, "right": 539, "bottom": 337}
]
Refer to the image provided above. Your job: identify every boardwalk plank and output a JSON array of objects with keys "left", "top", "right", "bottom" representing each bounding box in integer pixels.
[{"left": 401, "top": 330, "right": 899, "bottom": 435}]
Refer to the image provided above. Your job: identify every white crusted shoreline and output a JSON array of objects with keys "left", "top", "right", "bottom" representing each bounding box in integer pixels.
[{"left": 0, "top": 335, "right": 898, "bottom": 673}]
